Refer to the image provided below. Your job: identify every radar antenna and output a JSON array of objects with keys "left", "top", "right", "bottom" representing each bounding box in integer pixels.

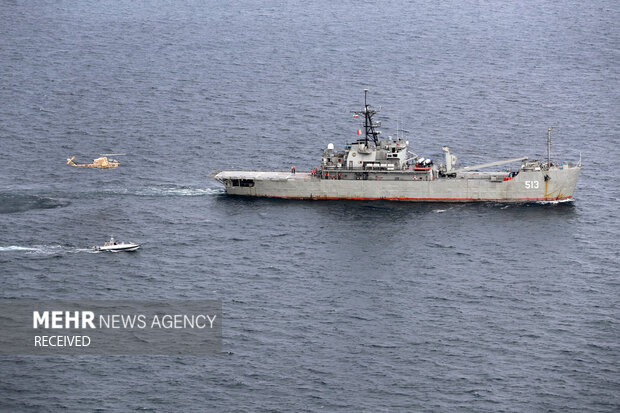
[
  {"left": 352, "top": 89, "right": 381, "bottom": 146},
  {"left": 547, "top": 127, "right": 553, "bottom": 168}
]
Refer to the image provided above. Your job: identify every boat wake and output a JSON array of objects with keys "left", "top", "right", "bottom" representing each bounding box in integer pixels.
[
  {"left": 535, "top": 198, "right": 575, "bottom": 205},
  {"left": 132, "top": 186, "right": 225, "bottom": 197},
  {"left": 0, "top": 245, "right": 99, "bottom": 255},
  {"left": 89, "top": 185, "right": 225, "bottom": 197}
]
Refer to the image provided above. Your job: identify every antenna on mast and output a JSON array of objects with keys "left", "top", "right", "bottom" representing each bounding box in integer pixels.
[
  {"left": 547, "top": 127, "right": 554, "bottom": 168},
  {"left": 364, "top": 89, "right": 368, "bottom": 146},
  {"left": 351, "top": 89, "right": 380, "bottom": 146}
]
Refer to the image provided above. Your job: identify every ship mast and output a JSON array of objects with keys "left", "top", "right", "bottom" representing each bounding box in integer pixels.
[
  {"left": 353, "top": 89, "right": 381, "bottom": 146},
  {"left": 547, "top": 127, "right": 553, "bottom": 168}
]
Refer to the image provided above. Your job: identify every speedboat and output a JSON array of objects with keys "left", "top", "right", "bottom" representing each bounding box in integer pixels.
[{"left": 95, "top": 237, "right": 140, "bottom": 252}]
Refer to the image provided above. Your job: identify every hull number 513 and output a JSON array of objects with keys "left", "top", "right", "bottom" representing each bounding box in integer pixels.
[{"left": 525, "top": 180, "right": 539, "bottom": 189}]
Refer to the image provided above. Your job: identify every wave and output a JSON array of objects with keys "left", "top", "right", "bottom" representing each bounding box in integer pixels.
[{"left": 425, "top": 242, "right": 455, "bottom": 249}]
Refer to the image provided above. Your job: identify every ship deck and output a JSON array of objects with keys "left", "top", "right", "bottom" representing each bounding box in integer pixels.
[{"left": 215, "top": 171, "right": 311, "bottom": 181}]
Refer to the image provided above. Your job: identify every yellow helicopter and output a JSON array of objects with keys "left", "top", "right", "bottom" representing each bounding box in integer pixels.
[{"left": 66, "top": 154, "right": 124, "bottom": 168}]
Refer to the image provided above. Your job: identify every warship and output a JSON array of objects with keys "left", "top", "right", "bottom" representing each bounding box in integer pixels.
[{"left": 213, "top": 90, "right": 580, "bottom": 202}]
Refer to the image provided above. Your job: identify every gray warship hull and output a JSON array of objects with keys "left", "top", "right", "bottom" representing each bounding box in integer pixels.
[
  {"left": 214, "top": 166, "right": 580, "bottom": 202},
  {"left": 214, "top": 91, "right": 581, "bottom": 203}
]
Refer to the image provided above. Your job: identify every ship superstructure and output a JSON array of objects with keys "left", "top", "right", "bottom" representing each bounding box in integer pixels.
[{"left": 214, "top": 90, "right": 580, "bottom": 202}]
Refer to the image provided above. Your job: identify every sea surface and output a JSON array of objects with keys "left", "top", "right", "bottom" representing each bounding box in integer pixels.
[{"left": 1, "top": 0, "right": 618, "bottom": 411}]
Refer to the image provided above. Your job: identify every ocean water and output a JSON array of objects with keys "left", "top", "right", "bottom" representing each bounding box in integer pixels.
[{"left": 1, "top": 0, "right": 618, "bottom": 411}]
